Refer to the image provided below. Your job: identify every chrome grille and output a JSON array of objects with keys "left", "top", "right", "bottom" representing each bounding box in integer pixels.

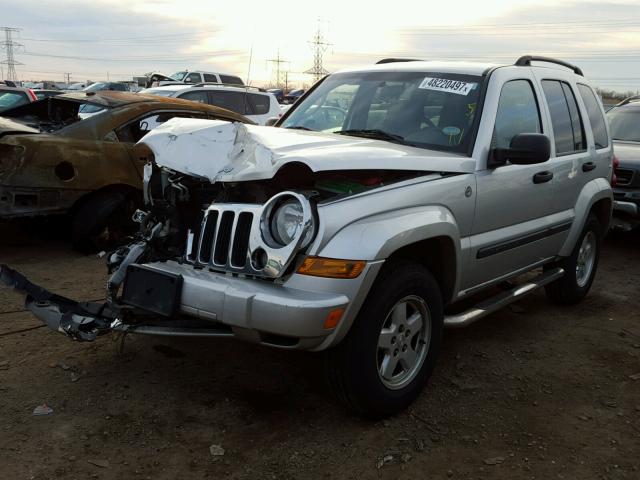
[
  {"left": 615, "top": 168, "right": 634, "bottom": 186},
  {"left": 190, "top": 204, "right": 260, "bottom": 271}
]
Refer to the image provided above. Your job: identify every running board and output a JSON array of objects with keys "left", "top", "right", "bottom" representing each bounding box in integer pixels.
[{"left": 444, "top": 267, "right": 564, "bottom": 328}]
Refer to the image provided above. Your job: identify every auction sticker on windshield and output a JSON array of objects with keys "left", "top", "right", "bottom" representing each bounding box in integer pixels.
[{"left": 419, "top": 77, "right": 476, "bottom": 95}]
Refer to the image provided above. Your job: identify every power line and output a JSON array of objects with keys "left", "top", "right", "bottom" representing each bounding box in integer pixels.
[{"left": 1, "top": 27, "right": 23, "bottom": 81}]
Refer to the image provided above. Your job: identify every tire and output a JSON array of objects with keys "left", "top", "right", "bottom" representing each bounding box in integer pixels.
[
  {"left": 325, "top": 260, "right": 443, "bottom": 418},
  {"left": 71, "top": 189, "right": 141, "bottom": 253},
  {"left": 544, "top": 214, "right": 602, "bottom": 305}
]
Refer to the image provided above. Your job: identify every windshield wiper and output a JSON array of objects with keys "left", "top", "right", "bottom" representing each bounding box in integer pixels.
[
  {"left": 285, "top": 125, "right": 315, "bottom": 131},
  {"left": 336, "top": 129, "right": 405, "bottom": 143}
]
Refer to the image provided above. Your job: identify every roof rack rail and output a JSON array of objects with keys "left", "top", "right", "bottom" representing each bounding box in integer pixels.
[
  {"left": 190, "top": 82, "right": 266, "bottom": 92},
  {"left": 376, "top": 58, "right": 423, "bottom": 65},
  {"left": 515, "top": 55, "right": 583, "bottom": 76},
  {"left": 615, "top": 95, "right": 640, "bottom": 107}
]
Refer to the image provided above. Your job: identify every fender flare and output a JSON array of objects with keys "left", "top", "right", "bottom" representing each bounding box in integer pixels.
[{"left": 559, "top": 177, "right": 613, "bottom": 257}]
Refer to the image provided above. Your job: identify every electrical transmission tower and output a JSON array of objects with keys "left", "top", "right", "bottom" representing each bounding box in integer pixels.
[
  {"left": 266, "top": 50, "right": 290, "bottom": 89},
  {"left": 304, "top": 24, "right": 331, "bottom": 83},
  {"left": 1, "top": 27, "right": 23, "bottom": 81}
]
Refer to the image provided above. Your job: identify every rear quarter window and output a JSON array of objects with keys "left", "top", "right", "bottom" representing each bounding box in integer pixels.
[
  {"left": 246, "top": 93, "right": 271, "bottom": 115},
  {"left": 577, "top": 84, "right": 609, "bottom": 149}
]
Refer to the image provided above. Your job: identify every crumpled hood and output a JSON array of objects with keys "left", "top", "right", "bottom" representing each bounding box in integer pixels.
[
  {"left": 0, "top": 116, "right": 39, "bottom": 137},
  {"left": 613, "top": 141, "right": 640, "bottom": 167},
  {"left": 139, "top": 118, "right": 475, "bottom": 182}
]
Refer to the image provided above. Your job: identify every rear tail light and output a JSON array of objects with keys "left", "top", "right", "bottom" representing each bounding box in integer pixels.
[
  {"left": 27, "top": 89, "right": 37, "bottom": 102},
  {"left": 611, "top": 155, "right": 619, "bottom": 186}
]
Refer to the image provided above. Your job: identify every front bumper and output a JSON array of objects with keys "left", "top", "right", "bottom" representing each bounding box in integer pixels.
[
  {"left": 1, "top": 260, "right": 382, "bottom": 351},
  {"left": 143, "top": 261, "right": 353, "bottom": 348}
]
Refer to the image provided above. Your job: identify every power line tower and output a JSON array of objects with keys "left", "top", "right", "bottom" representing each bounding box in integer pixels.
[
  {"left": 0, "top": 27, "right": 23, "bottom": 81},
  {"left": 266, "top": 50, "right": 289, "bottom": 89},
  {"left": 304, "top": 24, "right": 331, "bottom": 83}
]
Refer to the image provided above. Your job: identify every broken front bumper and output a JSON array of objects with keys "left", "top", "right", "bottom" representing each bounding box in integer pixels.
[{"left": 1, "top": 260, "right": 377, "bottom": 350}]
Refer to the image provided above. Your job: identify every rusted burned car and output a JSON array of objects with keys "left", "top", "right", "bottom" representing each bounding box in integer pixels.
[{"left": 0, "top": 91, "right": 249, "bottom": 251}]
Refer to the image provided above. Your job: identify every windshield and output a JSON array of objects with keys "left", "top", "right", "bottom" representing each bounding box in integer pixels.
[
  {"left": 607, "top": 107, "right": 640, "bottom": 142},
  {"left": 0, "top": 91, "right": 30, "bottom": 112},
  {"left": 169, "top": 71, "right": 187, "bottom": 81},
  {"left": 83, "top": 83, "right": 108, "bottom": 92},
  {"left": 281, "top": 71, "right": 483, "bottom": 153}
]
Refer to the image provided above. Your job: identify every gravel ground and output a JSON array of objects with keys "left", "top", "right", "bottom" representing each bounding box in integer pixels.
[{"left": 0, "top": 223, "right": 639, "bottom": 480}]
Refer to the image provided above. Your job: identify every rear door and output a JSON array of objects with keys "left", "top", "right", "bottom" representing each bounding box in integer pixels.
[
  {"left": 531, "top": 74, "right": 608, "bottom": 236},
  {"left": 464, "top": 68, "right": 559, "bottom": 292}
]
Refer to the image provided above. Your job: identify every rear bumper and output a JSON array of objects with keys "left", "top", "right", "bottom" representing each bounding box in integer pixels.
[
  {"left": 0, "top": 185, "right": 78, "bottom": 218},
  {"left": 613, "top": 199, "right": 639, "bottom": 217}
]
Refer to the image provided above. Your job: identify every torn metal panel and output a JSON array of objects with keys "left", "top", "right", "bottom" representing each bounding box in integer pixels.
[{"left": 141, "top": 118, "right": 477, "bottom": 183}]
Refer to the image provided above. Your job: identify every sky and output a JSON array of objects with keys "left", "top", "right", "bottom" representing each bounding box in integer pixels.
[{"left": 2, "top": 0, "right": 640, "bottom": 92}]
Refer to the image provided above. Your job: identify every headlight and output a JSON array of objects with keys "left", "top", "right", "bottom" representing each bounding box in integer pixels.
[
  {"left": 271, "top": 199, "right": 305, "bottom": 245},
  {"left": 261, "top": 192, "right": 315, "bottom": 248}
]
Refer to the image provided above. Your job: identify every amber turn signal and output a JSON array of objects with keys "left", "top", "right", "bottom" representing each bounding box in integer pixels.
[
  {"left": 323, "top": 308, "right": 345, "bottom": 330},
  {"left": 297, "top": 257, "right": 366, "bottom": 279}
]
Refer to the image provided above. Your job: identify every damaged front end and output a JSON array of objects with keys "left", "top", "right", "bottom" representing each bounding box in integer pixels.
[{"left": 2, "top": 118, "right": 445, "bottom": 346}]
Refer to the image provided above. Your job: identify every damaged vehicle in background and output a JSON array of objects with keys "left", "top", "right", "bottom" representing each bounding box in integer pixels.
[
  {"left": 1, "top": 56, "right": 613, "bottom": 418},
  {"left": 0, "top": 91, "right": 249, "bottom": 251}
]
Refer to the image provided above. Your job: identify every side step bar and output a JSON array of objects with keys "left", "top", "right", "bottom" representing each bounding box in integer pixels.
[{"left": 444, "top": 267, "right": 564, "bottom": 328}]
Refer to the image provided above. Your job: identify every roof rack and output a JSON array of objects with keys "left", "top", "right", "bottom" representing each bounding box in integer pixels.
[
  {"left": 515, "top": 55, "right": 583, "bottom": 76},
  {"left": 376, "top": 58, "right": 423, "bottom": 65},
  {"left": 615, "top": 95, "right": 640, "bottom": 107},
  {"left": 190, "top": 82, "right": 266, "bottom": 92}
]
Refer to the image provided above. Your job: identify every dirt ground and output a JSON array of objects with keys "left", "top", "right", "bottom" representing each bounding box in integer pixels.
[{"left": 0, "top": 222, "right": 639, "bottom": 480}]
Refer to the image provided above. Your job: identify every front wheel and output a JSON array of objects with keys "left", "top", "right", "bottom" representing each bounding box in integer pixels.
[
  {"left": 544, "top": 214, "right": 602, "bottom": 305},
  {"left": 325, "top": 260, "right": 443, "bottom": 418}
]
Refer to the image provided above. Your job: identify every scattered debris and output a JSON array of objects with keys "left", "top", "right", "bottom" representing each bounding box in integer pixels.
[
  {"left": 0, "top": 360, "right": 9, "bottom": 370},
  {"left": 70, "top": 372, "right": 81, "bottom": 383},
  {"left": 87, "top": 459, "right": 109, "bottom": 468},
  {"left": 629, "top": 372, "right": 640, "bottom": 381},
  {"left": 376, "top": 455, "right": 394, "bottom": 469},
  {"left": 484, "top": 456, "right": 505, "bottom": 465},
  {"left": 32, "top": 404, "right": 53, "bottom": 416},
  {"left": 209, "top": 445, "right": 225, "bottom": 457}
]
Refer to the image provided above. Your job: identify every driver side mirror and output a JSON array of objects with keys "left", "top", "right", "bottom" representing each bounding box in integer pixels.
[{"left": 489, "top": 133, "right": 551, "bottom": 168}]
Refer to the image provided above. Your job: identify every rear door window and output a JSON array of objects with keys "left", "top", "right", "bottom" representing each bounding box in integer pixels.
[
  {"left": 203, "top": 74, "right": 218, "bottom": 83},
  {"left": 542, "top": 80, "right": 586, "bottom": 155},
  {"left": 577, "top": 84, "right": 609, "bottom": 148},
  {"left": 207, "top": 91, "right": 245, "bottom": 113}
]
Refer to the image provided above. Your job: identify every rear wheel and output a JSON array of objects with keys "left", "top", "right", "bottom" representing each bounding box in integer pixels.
[
  {"left": 325, "top": 260, "right": 443, "bottom": 418},
  {"left": 544, "top": 214, "right": 602, "bottom": 305}
]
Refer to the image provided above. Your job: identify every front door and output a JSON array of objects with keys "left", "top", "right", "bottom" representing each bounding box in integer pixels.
[{"left": 463, "top": 72, "right": 561, "bottom": 292}]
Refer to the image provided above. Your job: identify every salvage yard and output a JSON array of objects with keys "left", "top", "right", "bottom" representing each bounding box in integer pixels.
[{"left": 0, "top": 223, "right": 639, "bottom": 480}]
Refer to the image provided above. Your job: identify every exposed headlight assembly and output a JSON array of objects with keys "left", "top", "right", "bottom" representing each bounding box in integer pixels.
[{"left": 261, "top": 192, "right": 315, "bottom": 249}]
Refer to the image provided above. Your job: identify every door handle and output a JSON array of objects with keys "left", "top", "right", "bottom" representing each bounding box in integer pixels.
[
  {"left": 533, "top": 171, "right": 554, "bottom": 184},
  {"left": 582, "top": 161, "right": 596, "bottom": 172}
]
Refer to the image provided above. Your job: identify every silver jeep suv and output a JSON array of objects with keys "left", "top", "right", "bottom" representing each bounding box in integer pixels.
[{"left": 1, "top": 56, "right": 613, "bottom": 417}]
